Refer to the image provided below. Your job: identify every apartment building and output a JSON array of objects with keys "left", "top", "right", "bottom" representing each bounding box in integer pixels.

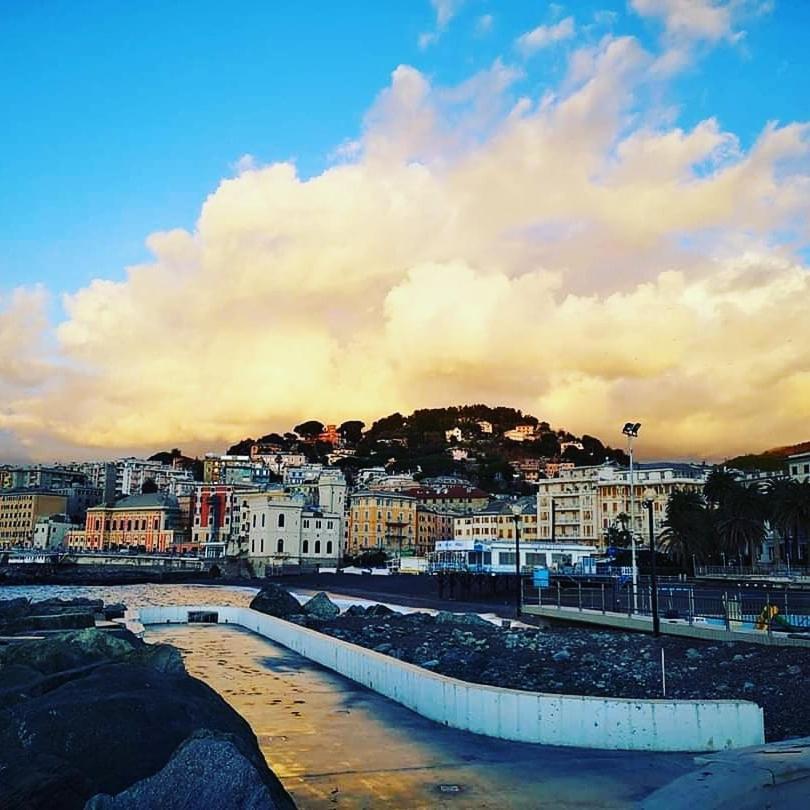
[
  {"left": 190, "top": 484, "right": 252, "bottom": 558},
  {"left": 537, "top": 462, "right": 710, "bottom": 547},
  {"left": 596, "top": 463, "right": 709, "bottom": 540},
  {"left": 348, "top": 491, "right": 417, "bottom": 555},
  {"left": 536, "top": 465, "right": 603, "bottom": 544},
  {"left": 415, "top": 507, "right": 457, "bottom": 556},
  {"left": 453, "top": 497, "right": 538, "bottom": 545},
  {"left": 0, "top": 466, "right": 84, "bottom": 491},
  {"left": 0, "top": 490, "right": 69, "bottom": 549}
]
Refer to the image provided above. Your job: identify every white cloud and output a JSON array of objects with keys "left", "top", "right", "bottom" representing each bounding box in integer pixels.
[
  {"left": 431, "top": 0, "right": 463, "bottom": 29},
  {"left": 516, "top": 16, "right": 576, "bottom": 55},
  {"left": 1, "top": 28, "right": 809, "bottom": 461}
]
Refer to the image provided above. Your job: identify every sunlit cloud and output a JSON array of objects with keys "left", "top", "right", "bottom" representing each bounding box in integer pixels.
[
  {"left": 0, "top": 10, "right": 808, "bottom": 463},
  {"left": 516, "top": 17, "right": 576, "bottom": 55}
]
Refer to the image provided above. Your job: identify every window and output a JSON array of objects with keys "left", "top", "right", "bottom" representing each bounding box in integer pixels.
[
  {"left": 153, "top": 518, "right": 159, "bottom": 530},
  {"left": 499, "top": 552, "right": 516, "bottom": 566},
  {"left": 261, "top": 538, "right": 264, "bottom": 553},
  {"left": 252, "top": 514, "right": 256, "bottom": 528},
  {"left": 278, "top": 513, "right": 285, "bottom": 528},
  {"left": 261, "top": 513, "right": 265, "bottom": 527},
  {"left": 326, "top": 541, "right": 333, "bottom": 554},
  {"left": 251, "top": 538, "right": 255, "bottom": 553},
  {"left": 303, "top": 540, "right": 309, "bottom": 553},
  {"left": 316, "top": 520, "right": 321, "bottom": 529},
  {"left": 277, "top": 538, "right": 284, "bottom": 553},
  {"left": 303, "top": 519, "right": 310, "bottom": 528},
  {"left": 315, "top": 540, "right": 321, "bottom": 554},
  {"left": 525, "top": 552, "right": 547, "bottom": 567}
]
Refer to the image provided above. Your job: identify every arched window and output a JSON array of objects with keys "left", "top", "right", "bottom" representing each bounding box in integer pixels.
[
  {"left": 261, "top": 513, "right": 265, "bottom": 527},
  {"left": 315, "top": 540, "right": 321, "bottom": 554},
  {"left": 261, "top": 538, "right": 264, "bottom": 553},
  {"left": 278, "top": 513, "right": 285, "bottom": 528},
  {"left": 302, "top": 540, "right": 309, "bottom": 554},
  {"left": 251, "top": 538, "right": 255, "bottom": 553},
  {"left": 277, "top": 538, "right": 284, "bottom": 553},
  {"left": 326, "top": 541, "right": 333, "bottom": 554}
]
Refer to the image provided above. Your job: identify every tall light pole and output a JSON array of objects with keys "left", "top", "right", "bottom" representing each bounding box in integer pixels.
[
  {"left": 510, "top": 502, "right": 522, "bottom": 618},
  {"left": 622, "top": 422, "right": 641, "bottom": 612}
]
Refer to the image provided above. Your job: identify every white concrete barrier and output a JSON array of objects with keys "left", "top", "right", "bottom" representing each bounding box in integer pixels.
[{"left": 138, "top": 605, "right": 765, "bottom": 753}]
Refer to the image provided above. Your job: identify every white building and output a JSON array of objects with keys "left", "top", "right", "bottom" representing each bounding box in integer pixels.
[
  {"left": 537, "top": 462, "right": 710, "bottom": 548},
  {"left": 504, "top": 424, "right": 537, "bottom": 442},
  {"left": 788, "top": 452, "right": 810, "bottom": 483},
  {"left": 445, "top": 427, "right": 464, "bottom": 443},
  {"left": 241, "top": 492, "right": 342, "bottom": 574},
  {"left": 476, "top": 420, "right": 493, "bottom": 434},
  {"left": 33, "top": 514, "right": 80, "bottom": 549}
]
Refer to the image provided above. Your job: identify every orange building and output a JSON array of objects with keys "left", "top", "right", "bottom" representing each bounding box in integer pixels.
[
  {"left": 415, "top": 506, "right": 457, "bottom": 556},
  {"left": 81, "top": 492, "right": 187, "bottom": 553}
]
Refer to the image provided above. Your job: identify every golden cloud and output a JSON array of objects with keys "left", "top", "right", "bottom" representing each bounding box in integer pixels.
[{"left": 1, "top": 31, "right": 808, "bottom": 461}]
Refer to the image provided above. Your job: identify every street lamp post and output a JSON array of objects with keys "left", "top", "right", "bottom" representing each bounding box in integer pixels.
[
  {"left": 510, "top": 502, "right": 522, "bottom": 618},
  {"left": 643, "top": 488, "right": 660, "bottom": 637},
  {"left": 622, "top": 422, "right": 641, "bottom": 612}
]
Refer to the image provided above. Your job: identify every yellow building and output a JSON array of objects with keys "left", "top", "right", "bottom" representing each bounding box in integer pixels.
[
  {"left": 348, "top": 491, "right": 417, "bottom": 555},
  {"left": 0, "top": 490, "right": 69, "bottom": 549}
]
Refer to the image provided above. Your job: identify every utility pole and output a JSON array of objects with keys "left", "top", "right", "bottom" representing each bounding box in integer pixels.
[{"left": 644, "top": 492, "right": 660, "bottom": 637}]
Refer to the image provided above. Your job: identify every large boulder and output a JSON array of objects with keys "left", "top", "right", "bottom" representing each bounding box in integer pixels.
[
  {"left": 301, "top": 592, "right": 339, "bottom": 620},
  {"left": 0, "top": 628, "right": 140, "bottom": 682},
  {"left": 31, "top": 597, "right": 105, "bottom": 615},
  {"left": 0, "top": 632, "right": 294, "bottom": 809},
  {"left": 85, "top": 730, "right": 292, "bottom": 810},
  {"left": 365, "top": 604, "right": 394, "bottom": 618},
  {"left": 249, "top": 584, "right": 303, "bottom": 620}
]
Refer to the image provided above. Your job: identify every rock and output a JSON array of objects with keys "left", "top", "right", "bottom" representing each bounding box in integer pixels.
[
  {"left": 365, "top": 604, "right": 394, "bottom": 617},
  {"left": 0, "top": 597, "right": 31, "bottom": 620},
  {"left": 301, "top": 592, "right": 340, "bottom": 620},
  {"left": 787, "top": 665, "right": 801, "bottom": 675},
  {"left": 743, "top": 681, "right": 755, "bottom": 691},
  {"left": 103, "top": 603, "right": 127, "bottom": 620},
  {"left": 732, "top": 654, "right": 745, "bottom": 662},
  {"left": 0, "top": 636, "right": 295, "bottom": 810},
  {"left": 0, "top": 628, "right": 138, "bottom": 682},
  {"left": 552, "top": 650, "right": 571, "bottom": 663},
  {"left": 344, "top": 604, "right": 367, "bottom": 617},
  {"left": 85, "top": 730, "right": 292, "bottom": 810},
  {"left": 421, "top": 659, "right": 440, "bottom": 669},
  {"left": 685, "top": 648, "right": 701, "bottom": 661},
  {"left": 249, "top": 584, "right": 304, "bottom": 620},
  {"left": 435, "top": 611, "right": 491, "bottom": 627},
  {"left": 373, "top": 643, "right": 393, "bottom": 654},
  {"left": 31, "top": 597, "right": 104, "bottom": 615},
  {"left": 2, "top": 611, "right": 96, "bottom": 634}
]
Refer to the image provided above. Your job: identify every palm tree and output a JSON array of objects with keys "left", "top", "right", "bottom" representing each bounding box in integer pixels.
[
  {"left": 605, "top": 513, "right": 631, "bottom": 548},
  {"left": 716, "top": 484, "right": 767, "bottom": 565},
  {"left": 704, "top": 467, "right": 740, "bottom": 508},
  {"left": 769, "top": 479, "right": 810, "bottom": 567},
  {"left": 660, "top": 490, "right": 715, "bottom": 573}
]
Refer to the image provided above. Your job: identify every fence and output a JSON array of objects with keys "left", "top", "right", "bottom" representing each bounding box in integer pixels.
[
  {"left": 696, "top": 563, "right": 810, "bottom": 579},
  {"left": 523, "top": 579, "right": 810, "bottom": 634}
]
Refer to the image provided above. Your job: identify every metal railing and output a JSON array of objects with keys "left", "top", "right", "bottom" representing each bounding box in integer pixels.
[
  {"left": 696, "top": 563, "right": 810, "bottom": 579},
  {"left": 522, "top": 579, "right": 810, "bottom": 634}
]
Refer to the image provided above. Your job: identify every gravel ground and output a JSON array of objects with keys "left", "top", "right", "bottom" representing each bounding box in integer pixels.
[{"left": 314, "top": 610, "right": 808, "bottom": 742}]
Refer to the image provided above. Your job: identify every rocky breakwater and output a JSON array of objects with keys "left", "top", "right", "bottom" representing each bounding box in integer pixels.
[
  {"left": 0, "top": 601, "right": 295, "bottom": 809},
  {"left": 248, "top": 585, "right": 808, "bottom": 742},
  {"left": 0, "top": 596, "right": 126, "bottom": 636}
]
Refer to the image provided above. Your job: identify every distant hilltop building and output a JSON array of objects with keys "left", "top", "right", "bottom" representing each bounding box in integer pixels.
[{"left": 503, "top": 424, "right": 537, "bottom": 442}]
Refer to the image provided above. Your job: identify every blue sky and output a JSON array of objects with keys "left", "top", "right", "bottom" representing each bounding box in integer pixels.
[{"left": 2, "top": 1, "right": 807, "bottom": 300}]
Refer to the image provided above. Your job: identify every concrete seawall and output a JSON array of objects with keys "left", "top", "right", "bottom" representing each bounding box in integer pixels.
[{"left": 138, "top": 604, "right": 765, "bottom": 753}]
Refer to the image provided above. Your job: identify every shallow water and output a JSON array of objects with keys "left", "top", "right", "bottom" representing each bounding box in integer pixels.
[{"left": 0, "top": 582, "right": 261, "bottom": 609}]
